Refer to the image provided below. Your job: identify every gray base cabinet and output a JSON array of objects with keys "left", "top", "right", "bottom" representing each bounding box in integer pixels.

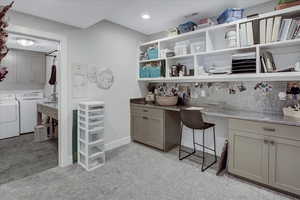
[
  {"left": 229, "top": 119, "right": 300, "bottom": 196},
  {"left": 131, "top": 105, "right": 180, "bottom": 151}
]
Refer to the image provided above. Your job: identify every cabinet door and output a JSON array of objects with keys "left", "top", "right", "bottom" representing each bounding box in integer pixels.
[
  {"left": 132, "top": 115, "right": 147, "bottom": 142},
  {"left": 229, "top": 130, "right": 269, "bottom": 184},
  {"left": 269, "top": 137, "right": 300, "bottom": 195},
  {"left": 143, "top": 116, "right": 164, "bottom": 150},
  {"left": 31, "top": 53, "right": 46, "bottom": 84},
  {"left": 132, "top": 115, "right": 164, "bottom": 150},
  {"left": 16, "top": 51, "right": 33, "bottom": 83}
]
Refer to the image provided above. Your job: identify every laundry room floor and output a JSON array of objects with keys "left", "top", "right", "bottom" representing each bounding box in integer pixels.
[{"left": 0, "top": 134, "right": 58, "bottom": 185}]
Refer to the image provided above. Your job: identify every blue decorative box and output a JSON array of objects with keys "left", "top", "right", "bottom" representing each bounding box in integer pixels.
[
  {"left": 217, "top": 8, "right": 244, "bottom": 24},
  {"left": 140, "top": 66, "right": 149, "bottom": 78},
  {"left": 147, "top": 48, "right": 158, "bottom": 60},
  {"left": 150, "top": 66, "right": 161, "bottom": 78}
]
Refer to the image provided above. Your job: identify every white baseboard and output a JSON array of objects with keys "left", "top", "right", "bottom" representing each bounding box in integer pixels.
[
  {"left": 105, "top": 137, "right": 131, "bottom": 151},
  {"left": 59, "top": 155, "right": 73, "bottom": 167}
]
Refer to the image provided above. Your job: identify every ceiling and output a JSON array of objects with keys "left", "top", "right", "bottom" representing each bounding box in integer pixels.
[
  {"left": 7, "top": 33, "right": 59, "bottom": 53},
  {"left": 1, "top": 0, "right": 271, "bottom": 34}
]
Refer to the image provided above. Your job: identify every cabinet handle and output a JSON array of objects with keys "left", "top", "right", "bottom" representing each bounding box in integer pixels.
[
  {"left": 263, "top": 127, "right": 275, "bottom": 132},
  {"left": 142, "top": 116, "right": 148, "bottom": 120},
  {"left": 143, "top": 110, "right": 148, "bottom": 112},
  {"left": 269, "top": 140, "right": 275, "bottom": 145},
  {"left": 264, "top": 139, "right": 269, "bottom": 144}
]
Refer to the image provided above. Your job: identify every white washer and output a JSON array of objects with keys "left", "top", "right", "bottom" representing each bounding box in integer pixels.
[
  {"left": 16, "top": 91, "right": 45, "bottom": 134},
  {"left": 0, "top": 94, "right": 20, "bottom": 139}
]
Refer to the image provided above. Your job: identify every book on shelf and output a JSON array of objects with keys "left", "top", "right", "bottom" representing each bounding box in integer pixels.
[
  {"left": 272, "top": 16, "right": 282, "bottom": 42},
  {"left": 257, "top": 16, "right": 300, "bottom": 44},
  {"left": 260, "top": 56, "right": 268, "bottom": 73},
  {"left": 240, "top": 23, "right": 248, "bottom": 47},
  {"left": 261, "top": 51, "right": 276, "bottom": 73},
  {"left": 253, "top": 20, "right": 260, "bottom": 44},
  {"left": 259, "top": 19, "right": 267, "bottom": 44},
  {"left": 266, "top": 18, "right": 274, "bottom": 43},
  {"left": 279, "top": 19, "right": 293, "bottom": 40},
  {"left": 246, "top": 22, "right": 254, "bottom": 46}
]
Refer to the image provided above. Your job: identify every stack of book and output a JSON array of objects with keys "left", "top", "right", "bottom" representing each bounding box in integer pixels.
[
  {"left": 231, "top": 52, "right": 256, "bottom": 74},
  {"left": 240, "top": 21, "right": 260, "bottom": 46},
  {"left": 260, "top": 51, "right": 277, "bottom": 73},
  {"left": 240, "top": 16, "right": 300, "bottom": 46},
  {"left": 260, "top": 16, "right": 300, "bottom": 44}
]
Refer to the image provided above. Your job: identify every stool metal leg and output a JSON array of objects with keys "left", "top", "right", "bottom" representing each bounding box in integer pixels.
[
  {"left": 201, "top": 129, "right": 206, "bottom": 171},
  {"left": 201, "top": 126, "right": 218, "bottom": 172},
  {"left": 179, "top": 125, "right": 196, "bottom": 161},
  {"left": 213, "top": 126, "right": 217, "bottom": 161}
]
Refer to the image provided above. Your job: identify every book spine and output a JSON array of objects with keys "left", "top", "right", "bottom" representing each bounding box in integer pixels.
[
  {"left": 246, "top": 22, "right": 254, "bottom": 46},
  {"left": 259, "top": 19, "right": 266, "bottom": 44},
  {"left": 266, "top": 18, "right": 274, "bottom": 43}
]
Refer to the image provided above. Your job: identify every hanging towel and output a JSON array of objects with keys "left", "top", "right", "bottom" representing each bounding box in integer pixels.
[{"left": 48, "top": 64, "right": 56, "bottom": 85}]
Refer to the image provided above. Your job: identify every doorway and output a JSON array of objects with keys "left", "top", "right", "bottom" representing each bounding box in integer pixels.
[{"left": 0, "top": 25, "right": 70, "bottom": 184}]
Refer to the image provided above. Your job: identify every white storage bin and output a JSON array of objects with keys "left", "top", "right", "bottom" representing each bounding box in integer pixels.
[
  {"left": 78, "top": 101, "right": 105, "bottom": 171},
  {"left": 88, "top": 155, "right": 105, "bottom": 170}
]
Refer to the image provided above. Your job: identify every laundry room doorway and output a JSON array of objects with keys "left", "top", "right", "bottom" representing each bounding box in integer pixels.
[{"left": 0, "top": 24, "right": 70, "bottom": 184}]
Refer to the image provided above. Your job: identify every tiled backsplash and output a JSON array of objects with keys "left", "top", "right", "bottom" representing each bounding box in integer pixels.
[
  {"left": 154, "top": 82, "right": 298, "bottom": 114},
  {"left": 189, "top": 82, "right": 289, "bottom": 114}
]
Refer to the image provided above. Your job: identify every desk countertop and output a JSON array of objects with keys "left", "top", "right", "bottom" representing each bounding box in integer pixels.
[{"left": 130, "top": 99, "right": 300, "bottom": 127}]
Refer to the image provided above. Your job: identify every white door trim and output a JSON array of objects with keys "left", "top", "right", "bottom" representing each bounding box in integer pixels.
[{"left": 7, "top": 25, "right": 72, "bottom": 167}]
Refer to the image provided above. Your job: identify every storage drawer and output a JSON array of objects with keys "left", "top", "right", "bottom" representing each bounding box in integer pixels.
[
  {"left": 131, "top": 106, "right": 164, "bottom": 119},
  {"left": 229, "top": 119, "right": 300, "bottom": 141}
]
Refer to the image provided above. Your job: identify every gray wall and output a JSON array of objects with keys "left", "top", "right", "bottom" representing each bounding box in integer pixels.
[
  {"left": 79, "top": 20, "right": 148, "bottom": 147},
  {"left": 6, "top": 11, "right": 147, "bottom": 160}
]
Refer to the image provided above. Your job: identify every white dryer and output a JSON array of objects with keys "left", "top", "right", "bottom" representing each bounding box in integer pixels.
[
  {"left": 0, "top": 94, "right": 20, "bottom": 139},
  {"left": 16, "top": 91, "right": 45, "bottom": 134}
]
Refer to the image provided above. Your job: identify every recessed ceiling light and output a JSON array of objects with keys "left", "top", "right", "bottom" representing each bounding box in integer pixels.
[
  {"left": 141, "top": 13, "right": 151, "bottom": 20},
  {"left": 17, "top": 38, "right": 35, "bottom": 47}
]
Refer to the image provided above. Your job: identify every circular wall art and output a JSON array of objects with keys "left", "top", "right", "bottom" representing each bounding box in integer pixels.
[{"left": 96, "top": 68, "right": 114, "bottom": 89}]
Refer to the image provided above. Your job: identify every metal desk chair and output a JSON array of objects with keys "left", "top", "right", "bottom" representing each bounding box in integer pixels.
[{"left": 179, "top": 108, "right": 217, "bottom": 172}]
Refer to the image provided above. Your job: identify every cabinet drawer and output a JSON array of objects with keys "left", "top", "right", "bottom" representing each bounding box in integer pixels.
[
  {"left": 229, "top": 119, "right": 300, "bottom": 141},
  {"left": 131, "top": 106, "right": 164, "bottom": 119}
]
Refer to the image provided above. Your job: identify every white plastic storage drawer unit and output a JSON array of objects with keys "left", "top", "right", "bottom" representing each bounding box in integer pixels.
[{"left": 78, "top": 101, "right": 105, "bottom": 171}]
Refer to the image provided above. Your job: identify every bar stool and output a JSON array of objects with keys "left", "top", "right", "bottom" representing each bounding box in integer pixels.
[{"left": 178, "top": 108, "right": 217, "bottom": 172}]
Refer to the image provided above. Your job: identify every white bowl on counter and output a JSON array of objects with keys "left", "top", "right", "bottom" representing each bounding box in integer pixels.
[{"left": 156, "top": 96, "right": 178, "bottom": 106}]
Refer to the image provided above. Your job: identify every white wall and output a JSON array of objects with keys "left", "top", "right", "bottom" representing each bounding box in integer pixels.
[{"left": 78, "top": 20, "right": 147, "bottom": 147}]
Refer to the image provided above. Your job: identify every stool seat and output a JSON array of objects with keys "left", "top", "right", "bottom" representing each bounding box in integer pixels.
[
  {"left": 201, "top": 122, "right": 215, "bottom": 130},
  {"left": 179, "top": 109, "right": 217, "bottom": 172}
]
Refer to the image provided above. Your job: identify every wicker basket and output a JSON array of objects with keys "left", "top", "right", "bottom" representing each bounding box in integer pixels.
[{"left": 156, "top": 96, "right": 178, "bottom": 106}]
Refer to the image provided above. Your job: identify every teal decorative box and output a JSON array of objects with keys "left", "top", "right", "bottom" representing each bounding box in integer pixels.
[
  {"left": 147, "top": 48, "right": 158, "bottom": 60},
  {"left": 150, "top": 66, "right": 161, "bottom": 78},
  {"left": 139, "top": 66, "right": 149, "bottom": 78}
]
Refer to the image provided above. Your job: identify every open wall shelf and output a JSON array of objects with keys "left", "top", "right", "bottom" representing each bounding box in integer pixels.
[{"left": 137, "top": 5, "right": 300, "bottom": 83}]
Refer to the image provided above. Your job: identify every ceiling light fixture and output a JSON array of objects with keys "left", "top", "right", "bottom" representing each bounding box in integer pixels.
[
  {"left": 17, "top": 38, "right": 35, "bottom": 47},
  {"left": 141, "top": 13, "right": 151, "bottom": 20}
]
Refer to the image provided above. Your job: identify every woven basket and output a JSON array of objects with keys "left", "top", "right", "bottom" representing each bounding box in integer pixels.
[{"left": 156, "top": 96, "right": 178, "bottom": 106}]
